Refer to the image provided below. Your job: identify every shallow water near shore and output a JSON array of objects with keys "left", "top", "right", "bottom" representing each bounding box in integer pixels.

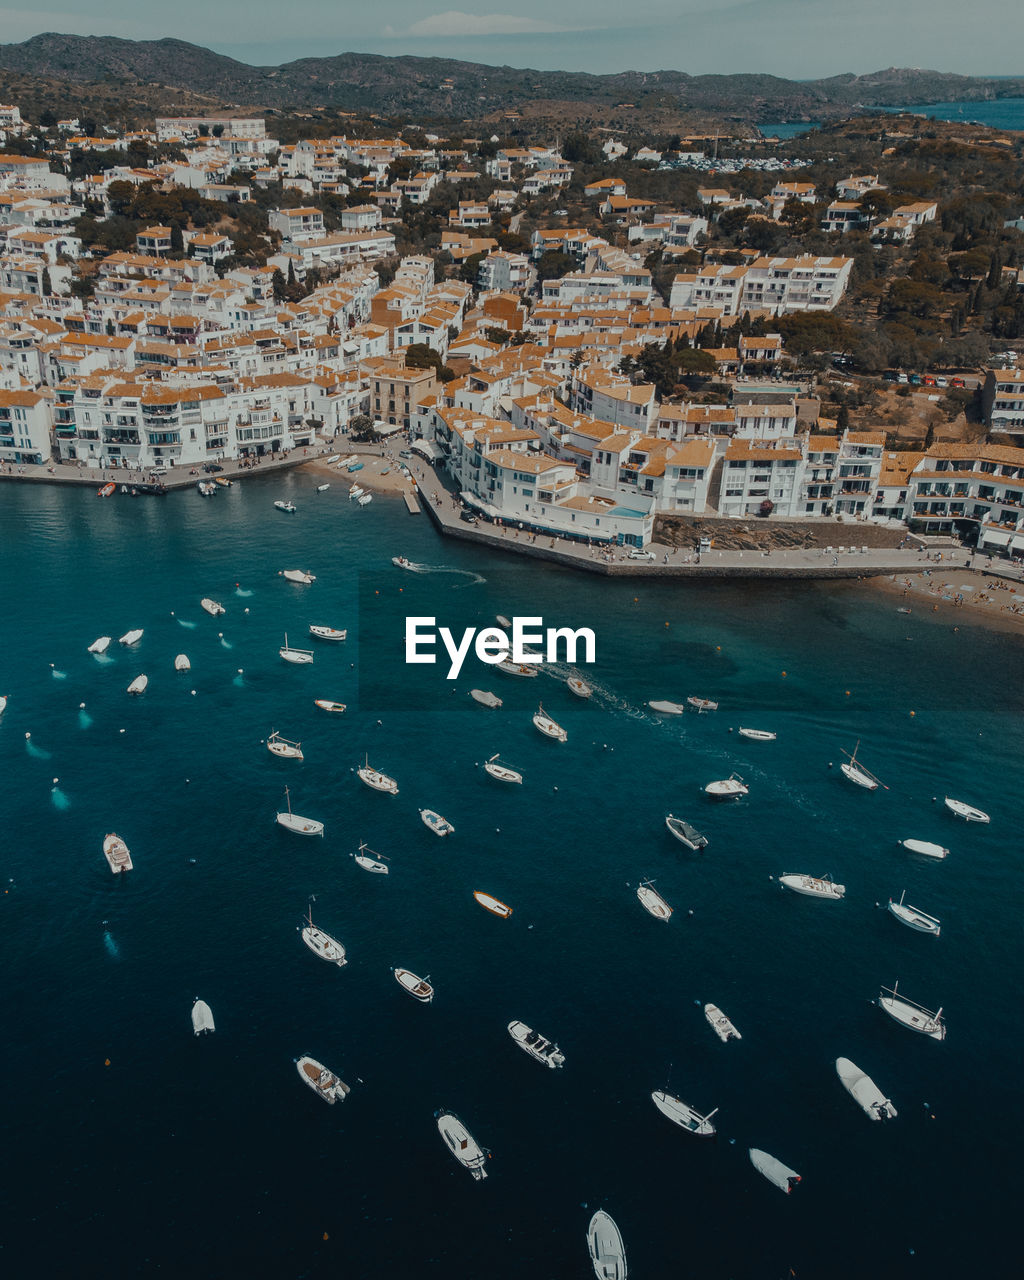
[{"left": 2, "top": 474, "right": 1021, "bottom": 1279}]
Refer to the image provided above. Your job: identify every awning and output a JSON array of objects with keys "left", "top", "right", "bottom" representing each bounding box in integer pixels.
[
  {"left": 411, "top": 440, "right": 440, "bottom": 461},
  {"left": 373, "top": 420, "right": 403, "bottom": 436}
]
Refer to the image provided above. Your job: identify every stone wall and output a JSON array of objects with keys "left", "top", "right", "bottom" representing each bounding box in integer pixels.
[{"left": 653, "top": 513, "right": 911, "bottom": 552}]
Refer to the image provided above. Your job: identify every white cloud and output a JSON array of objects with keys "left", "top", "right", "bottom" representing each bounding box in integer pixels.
[{"left": 383, "top": 11, "right": 590, "bottom": 38}]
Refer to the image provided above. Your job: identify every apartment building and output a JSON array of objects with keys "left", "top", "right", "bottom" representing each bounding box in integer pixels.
[
  {"left": 365, "top": 356, "right": 438, "bottom": 429},
  {"left": 982, "top": 368, "right": 1024, "bottom": 433}
]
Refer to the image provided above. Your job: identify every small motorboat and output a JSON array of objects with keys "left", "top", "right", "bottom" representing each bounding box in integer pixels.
[
  {"left": 687, "top": 696, "right": 718, "bottom": 713},
  {"left": 316, "top": 483, "right": 330, "bottom": 492},
  {"left": 777, "top": 873, "right": 845, "bottom": 900},
  {"left": 118, "top": 629, "right": 143, "bottom": 646},
  {"left": 296, "top": 1056, "right": 349, "bottom": 1104},
  {"left": 88, "top": 636, "right": 111, "bottom": 655},
  {"left": 353, "top": 842, "right": 389, "bottom": 874},
  {"left": 174, "top": 654, "right": 191, "bottom": 672},
  {"left": 392, "top": 556, "right": 412, "bottom": 569},
  {"left": 281, "top": 569, "right": 316, "bottom": 584},
  {"left": 276, "top": 787, "right": 324, "bottom": 837},
  {"left": 300, "top": 906, "right": 346, "bottom": 966},
  {"left": 200, "top": 598, "right": 226, "bottom": 617},
  {"left": 436, "top": 1112, "right": 487, "bottom": 1180},
  {"left": 567, "top": 676, "right": 593, "bottom": 699},
  {"left": 651, "top": 1091, "right": 717, "bottom": 1136},
  {"left": 267, "top": 730, "right": 303, "bottom": 760},
  {"left": 738, "top": 727, "right": 776, "bottom": 741},
  {"left": 126, "top": 674, "right": 148, "bottom": 695},
  {"left": 507, "top": 1021, "right": 565, "bottom": 1068},
  {"left": 835, "top": 1058, "right": 897, "bottom": 1121},
  {"left": 336, "top": 455, "right": 357, "bottom": 468},
  {"left": 484, "top": 755, "right": 522, "bottom": 784},
  {"left": 359, "top": 756, "right": 398, "bottom": 794},
  {"left": 749, "top": 1148, "right": 801, "bottom": 1193},
  {"left": 309, "top": 625, "right": 347, "bottom": 642},
  {"left": 665, "top": 815, "right": 708, "bottom": 851},
  {"left": 649, "top": 700, "right": 685, "bottom": 715},
  {"left": 274, "top": 500, "right": 297, "bottom": 513},
  {"left": 314, "top": 699, "right": 346, "bottom": 713},
  {"left": 196, "top": 480, "right": 216, "bottom": 496},
  {"left": 888, "top": 890, "right": 941, "bottom": 937},
  {"left": 840, "top": 740, "right": 881, "bottom": 791},
  {"left": 103, "top": 833, "right": 133, "bottom": 874},
  {"left": 879, "top": 981, "right": 946, "bottom": 1039},
  {"left": 357, "top": 493, "right": 372, "bottom": 506},
  {"left": 470, "top": 689, "right": 502, "bottom": 708},
  {"left": 944, "top": 796, "right": 990, "bottom": 823},
  {"left": 349, "top": 485, "right": 364, "bottom": 499},
  {"left": 636, "top": 880, "right": 672, "bottom": 921},
  {"left": 394, "top": 968, "right": 433, "bottom": 1002},
  {"left": 473, "top": 891, "right": 511, "bottom": 918},
  {"left": 97, "top": 482, "right": 115, "bottom": 498},
  {"left": 496, "top": 615, "right": 512, "bottom": 629},
  {"left": 347, "top": 461, "right": 364, "bottom": 472},
  {"left": 326, "top": 454, "right": 341, "bottom": 465},
  {"left": 214, "top": 476, "right": 232, "bottom": 488},
  {"left": 900, "top": 838, "right": 949, "bottom": 860},
  {"left": 587, "top": 1211, "right": 626, "bottom": 1280},
  {"left": 191, "top": 998, "right": 215, "bottom": 1035},
  {"left": 704, "top": 773, "right": 748, "bottom": 799},
  {"left": 704, "top": 1003, "right": 741, "bottom": 1042},
  {"left": 420, "top": 808, "right": 454, "bottom": 836},
  {"left": 533, "top": 704, "right": 567, "bottom": 742},
  {"left": 496, "top": 658, "right": 537, "bottom": 678},
  {"left": 280, "top": 634, "right": 314, "bottom": 665}
]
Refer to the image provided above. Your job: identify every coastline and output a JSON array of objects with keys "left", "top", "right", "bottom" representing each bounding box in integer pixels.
[{"left": 870, "top": 565, "right": 1024, "bottom": 636}]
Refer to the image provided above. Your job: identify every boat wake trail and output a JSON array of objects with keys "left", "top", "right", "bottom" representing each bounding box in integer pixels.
[
  {"left": 78, "top": 709, "right": 93, "bottom": 729},
  {"left": 234, "top": 587, "right": 254, "bottom": 598},
  {"left": 232, "top": 672, "right": 245, "bottom": 688},
  {"left": 219, "top": 637, "right": 233, "bottom": 649},
  {"left": 25, "top": 736, "right": 51, "bottom": 760},
  {"left": 50, "top": 785, "right": 70, "bottom": 811},
  {"left": 177, "top": 618, "right": 197, "bottom": 629},
  {"left": 50, "top": 667, "right": 68, "bottom": 680},
  {"left": 103, "top": 930, "right": 120, "bottom": 960},
  {"left": 405, "top": 563, "right": 486, "bottom": 586}
]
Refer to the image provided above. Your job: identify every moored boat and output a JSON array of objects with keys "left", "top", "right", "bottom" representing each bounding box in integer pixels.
[
  {"left": 214, "top": 476, "right": 231, "bottom": 488},
  {"left": 394, "top": 968, "right": 433, "bottom": 1002},
  {"left": 281, "top": 569, "right": 316, "bottom": 584},
  {"left": 296, "top": 1056, "right": 349, "bottom": 1104},
  {"left": 648, "top": 699, "right": 685, "bottom": 715},
  {"left": 200, "top": 598, "right": 226, "bottom": 617},
  {"left": 778, "top": 873, "right": 845, "bottom": 900},
  {"left": 309, "top": 625, "right": 347, "bottom": 642},
  {"left": 473, "top": 891, "right": 511, "bottom": 918},
  {"left": 326, "top": 454, "right": 340, "bottom": 465},
  {"left": 267, "top": 730, "right": 303, "bottom": 760},
  {"left": 587, "top": 1210, "right": 627, "bottom": 1280},
  {"left": 314, "top": 699, "right": 346, "bottom": 713},
  {"left": 665, "top": 814, "right": 708, "bottom": 851},
  {"left": 533, "top": 704, "right": 567, "bottom": 742},
  {"left": 280, "top": 633, "right": 314, "bottom": 665},
  {"left": 357, "top": 493, "right": 372, "bottom": 506},
  {"left": 687, "top": 696, "right": 718, "bottom": 712},
  {"left": 174, "top": 653, "right": 191, "bottom": 672},
  {"left": 651, "top": 1091, "right": 717, "bottom": 1136},
  {"left": 191, "top": 998, "right": 215, "bottom": 1035},
  {"left": 704, "top": 773, "right": 748, "bottom": 799},
  {"left": 300, "top": 906, "right": 346, "bottom": 966},
  {"left": 888, "top": 890, "right": 941, "bottom": 937},
  {"left": 353, "top": 842, "right": 389, "bottom": 873},
  {"left": 840, "top": 740, "right": 882, "bottom": 791},
  {"left": 126, "top": 674, "right": 148, "bottom": 695},
  {"left": 738, "top": 727, "right": 776, "bottom": 741},
  {"left": 749, "top": 1148, "right": 801, "bottom": 1193},
  {"left": 196, "top": 480, "right": 216, "bottom": 496},
  {"left": 97, "top": 481, "right": 115, "bottom": 498},
  {"left": 567, "top": 676, "right": 593, "bottom": 699},
  {"left": 436, "top": 1111, "right": 488, "bottom": 1179},
  {"left": 900, "top": 838, "right": 949, "bottom": 860},
  {"left": 704, "top": 1003, "right": 741, "bottom": 1042},
  {"left": 88, "top": 636, "right": 111, "bottom": 655},
  {"left": 637, "top": 880, "right": 672, "bottom": 921},
  {"left": 349, "top": 485, "right": 364, "bottom": 499},
  {"left": 944, "top": 796, "right": 990, "bottom": 823},
  {"left": 835, "top": 1057, "right": 897, "bottom": 1121},
  {"left": 484, "top": 754, "right": 522, "bottom": 784},
  {"left": 118, "top": 628, "right": 143, "bottom": 646},
  {"left": 275, "top": 786, "right": 324, "bottom": 837},
  {"left": 316, "top": 483, "right": 330, "bottom": 492},
  {"left": 496, "top": 614, "right": 512, "bottom": 629},
  {"left": 274, "top": 500, "right": 297, "bottom": 513},
  {"left": 103, "top": 832, "right": 133, "bottom": 874},
  {"left": 470, "top": 689, "right": 502, "bottom": 708},
  {"left": 419, "top": 807, "right": 454, "bottom": 836},
  {"left": 359, "top": 756, "right": 398, "bottom": 794},
  {"left": 508, "top": 1020, "right": 565, "bottom": 1068},
  {"left": 878, "top": 981, "right": 946, "bottom": 1039}
]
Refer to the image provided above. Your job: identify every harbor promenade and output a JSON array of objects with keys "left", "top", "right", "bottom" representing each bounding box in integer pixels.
[{"left": 0, "top": 449, "right": 321, "bottom": 491}]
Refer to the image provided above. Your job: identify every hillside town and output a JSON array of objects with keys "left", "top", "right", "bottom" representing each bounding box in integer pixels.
[{"left": 2, "top": 102, "right": 1024, "bottom": 559}]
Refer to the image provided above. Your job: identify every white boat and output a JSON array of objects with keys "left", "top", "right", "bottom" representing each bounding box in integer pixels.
[
  {"left": 296, "top": 1056, "right": 349, "bottom": 1104},
  {"left": 359, "top": 756, "right": 398, "bottom": 794},
  {"left": 637, "top": 880, "right": 673, "bottom": 921},
  {"left": 496, "top": 615, "right": 512, "bottom": 629},
  {"left": 349, "top": 485, "right": 364, "bottom": 499},
  {"left": 353, "top": 842, "right": 389, "bottom": 874},
  {"left": 0, "top": 695, "right": 6, "bottom": 715},
  {"left": 280, "top": 634, "right": 314, "bottom": 665},
  {"left": 888, "top": 890, "right": 941, "bottom": 937},
  {"left": 900, "top": 838, "right": 949, "bottom": 860},
  {"left": 191, "top": 999, "right": 215, "bottom": 1036},
  {"left": 420, "top": 808, "right": 454, "bottom": 836},
  {"left": 276, "top": 786, "right": 324, "bottom": 837},
  {"left": 840, "top": 740, "right": 882, "bottom": 791},
  {"left": 587, "top": 1210, "right": 627, "bottom": 1280},
  {"left": 749, "top": 1149, "right": 801, "bottom": 1194},
  {"left": 357, "top": 493, "right": 373, "bottom": 506},
  {"left": 473, "top": 891, "right": 512, "bottom": 918},
  {"left": 300, "top": 906, "right": 346, "bottom": 966},
  {"left": 704, "top": 773, "right": 748, "bottom": 798},
  {"left": 118, "top": 628, "right": 143, "bottom": 646},
  {"left": 944, "top": 796, "right": 990, "bottom": 823},
  {"left": 436, "top": 1112, "right": 488, "bottom": 1180},
  {"left": 267, "top": 730, "right": 303, "bottom": 760},
  {"left": 687, "top": 696, "right": 718, "bottom": 712},
  {"left": 497, "top": 658, "right": 538, "bottom": 678},
  {"left": 126, "top": 674, "right": 148, "bottom": 695},
  {"left": 651, "top": 1091, "right": 717, "bottom": 1136},
  {"left": 316, "top": 483, "right": 330, "bottom": 492},
  {"left": 174, "top": 653, "right": 191, "bottom": 672},
  {"left": 88, "top": 636, "right": 111, "bottom": 655},
  {"left": 314, "top": 698, "right": 346, "bottom": 713},
  {"left": 326, "top": 454, "right": 341, "bottom": 465},
  {"left": 196, "top": 479, "right": 216, "bottom": 496},
  {"left": 484, "top": 754, "right": 522, "bottom": 784},
  {"left": 567, "top": 676, "right": 593, "bottom": 699},
  {"left": 274, "top": 500, "right": 297, "bottom": 513},
  {"left": 665, "top": 815, "right": 708, "bottom": 851},
  {"left": 392, "top": 556, "right": 413, "bottom": 569},
  {"left": 778, "top": 873, "right": 845, "bottom": 900},
  {"left": 394, "top": 968, "right": 433, "bottom": 1002},
  {"left": 649, "top": 700, "right": 685, "bottom": 715},
  {"left": 102, "top": 832, "right": 133, "bottom": 874},
  {"left": 200, "top": 598, "right": 226, "bottom": 616},
  {"left": 470, "top": 689, "right": 502, "bottom": 708},
  {"left": 282, "top": 569, "right": 316, "bottom": 584},
  {"left": 309, "top": 625, "right": 347, "bottom": 642},
  {"left": 835, "top": 1058, "right": 897, "bottom": 1121},
  {"left": 336, "top": 455, "right": 358, "bottom": 468},
  {"left": 533, "top": 704, "right": 567, "bottom": 742},
  {"left": 879, "top": 981, "right": 946, "bottom": 1039},
  {"left": 507, "top": 1021, "right": 565, "bottom": 1068},
  {"left": 738, "top": 727, "right": 776, "bottom": 741},
  {"left": 704, "top": 1003, "right": 741, "bottom": 1042}
]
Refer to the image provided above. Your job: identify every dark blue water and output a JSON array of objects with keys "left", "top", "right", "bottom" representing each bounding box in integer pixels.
[
  {"left": 764, "top": 97, "right": 1024, "bottom": 137},
  {"left": 2, "top": 474, "right": 1021, "bottom": 1279}
]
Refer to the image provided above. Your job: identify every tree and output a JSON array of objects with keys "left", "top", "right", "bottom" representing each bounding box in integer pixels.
[
  {"left": 349, "top": 414, "right": 376, "bottom": 441},
  {"left": 404, "top": 343, "right": 444, "bottom": 373},
  {"left": 535, "top": 250, "right": 575, "bottom": 283},
  {"left": 41, "top": 267, "right": 52, "bottom": 297}
]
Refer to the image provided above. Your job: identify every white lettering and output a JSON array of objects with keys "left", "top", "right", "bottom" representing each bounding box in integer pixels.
[
  {"left": 405, "top": 616, "right": 437, "bottom": 664},
  {"left": 475, "top": 627, "right": 509, "bottom": 665},
  {"left": 512, "top": 616, "right": 543, "bottom": 663},
  {"left": 438, "top": 626, "right": 477, "bottom": 680},
  {"left": 546, "top": 626, "right": 596, "bottom": 665}
]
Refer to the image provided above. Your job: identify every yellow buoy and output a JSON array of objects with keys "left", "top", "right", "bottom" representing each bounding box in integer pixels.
[
  {"left": 910, "top": 711, "right": 916, "bottom": 717},
  {"left": 322, "top": 1232, "right": 330, "bottom": 1241},
  {"left": 845, "top": 690, "right": 851, "bottom": 696},
  {"left": 781, "top": 671, "right": 787, "bottom": 677},
  {"left": 104, "top": 1058, "right": 111, "bottom": 1066}
]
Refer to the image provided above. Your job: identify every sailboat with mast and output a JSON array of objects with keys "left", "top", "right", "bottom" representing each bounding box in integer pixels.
[
  {"left": 839, "top": 740, "right": 884, "bottom": 791},
  {"left": 299, "top": 905, "right": 347, "bottom": 966},
  {"left": 275, "top": 786, "right": 324, "bottom": 836}
]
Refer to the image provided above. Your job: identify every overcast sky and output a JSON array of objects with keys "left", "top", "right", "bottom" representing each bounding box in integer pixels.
[{"left": 2, "top": 2, "right": 1023, "bottom": 78}]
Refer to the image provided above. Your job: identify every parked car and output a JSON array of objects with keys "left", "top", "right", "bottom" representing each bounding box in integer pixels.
[
  {"left": 459, "top": 510, "right": 477, "bottom": 524},
  {"left": 909, "top": 374, "right": 923, "bottom": 386},
  {"left": 627, "top": 548, "right": 656, "bottom": 561},
  {"left": 150, "top": 466, "right": 168, "bottom": 476},
  {"left": 203, "top": 462, "right": 224, "bottom": 473},
  {"left": 896, "top": 373, "right": 908, "bottom": 384},
  {"left": 934, "top": 376, "right": 948, "bottom": 388},
  {"left": 951, "top": 376, "right": 966, "bottom": 389},
  {"left": 399, "top": 450, "right": 412, "bottom": 459}
]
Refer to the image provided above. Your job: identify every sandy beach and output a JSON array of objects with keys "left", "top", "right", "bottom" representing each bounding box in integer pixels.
[
  {"left": 873, "top": 565, "right": 1024, "bottom": 636},
  {"left": 302, "top": 449, "right": 417, "bottom": 495}
]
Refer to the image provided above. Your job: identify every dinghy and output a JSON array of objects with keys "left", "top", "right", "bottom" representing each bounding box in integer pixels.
[
  {"left": 102, "top": 833, "right": 133, "bottom": 874},
  {"left": 214, "top": 476, "right": 231, "bottom": 487},
  {"left": 267, "top": 731, "right": 303, "bottom": 760},
  {"left": 651, "top": 1091, "right": 717, "bottom": 1136},
  {"left": 118, "top": 629, "right": 143, "bottom": 646},
  {"left": 665, "top": 815, "right": 708, "bottom": 851},
  {"left": 358, "top": 756, "right": 398, "bottom": 794},
  {"left": 281, "top": 569, "right": 316, "bottom": 584},
  {"left": 836, "top": 1057, "right": 896, "bottom": 1121},
  {"left": 749, "top": 1148, "right": 801, "bottom": 1193},
  {"left": 98, "top": 481, "right": 115, "bottom": 498},
  {"left": 840, "top": 740, "right": 882, "bottom": 791},
  {"left": 704, "top": 1003, "right": 741, "bottom": 1042},
  {"left": 296, "top": 1056, "right": 349, "bottom": 1104},
  {"left": 326, "top": 454, "right": 340, "bottom": 465},
  {"left": 637, "top": 880, "right": 673, "bottom": 921},
  {"left": 900, "top": 838, "right": 949, "bottom": 860},
  {"left": 280, "top": 634, "right": 314, "bottom": 665},
  {"left": 778, "top": 873, "right": 845, "bottom": 900},
  {"left": 484, "top": 755, "right": 522, "bottom": 784},
  {"left": 309, "top": 625, "right": 347, "bottom": 642},
  {"left": 687, "top": 696, "right": 718, "bottom": 712},
  {"left": 174, "top": 654, "right": 191, "bottom": 672},
  {"left": 496, "top": 615, "right": 512, "bottom": 629},
  {"left": 316, "top": 483, "right": 330, "bottom": 492},
  {"left": 888, "top": 890, "right": 941, "bottom": 937},
  {"left": 300, "top": 907, "right": 346, "bottom": 965},
  {"left": 944, "top": 796, "right": 989, "bottom": 823},
  {"left": 567, "top": 676, "right": 593, "bottom": 699},
  {"left": 274, "top": 500, "right": 296, "bottom": 513},
  {"left": 314, "top": 699, "right": 346, "bottom": 713},
  {"left": 587, "top": 1211, "right": 627, "bottom": 1280},
  {"left": 353, "top": 842, "right": 389, "bottom": 874},
  {"left": 649, "top": 700, "right": 685, "bottom": 715},
  {"left": 879, "top": 981, "right": 946, "bottom": 1039},
  {"left": 436, "top": 1112, "right": 488, "bottom": 1179},
  {"left": 419, "top": 808, "right": 454, "bottom": 836},
  {"left": 126, "top": 674, "right": 148, "bottom": 695},
  {"left": 704, "top": 773, "right": 748, "bottom": 798},
  {"left": 200, "top": 598, "right": 225, "bottom": 616},
  {"left": 191, "top": 999, "right": 215, "bottom": 1035},
  {"left": 392, "top": 556, "right": 413, "bottom": 568},
  {"left": 394, "top": 968, "right": 433, "bottom": 1002},
  {"left": 533, "top": 704, "right": 567, "bottom": 742},
  {"left": 738, "top": 727, "right": 776, "bottom": 741},
  {"left": 276, "top": 787, "right": 324, "bottom": 837},
  {"left": 507, "top": 1021, "right": 565, "bottom": 1068},
  {"left": 349, "top": 486, "right": 364, "bottom": 499},
  {"left": 470, "top": 689, "right": 502, "bottom": 708},
  {"left": 473, "top": 891, "right": 511, "bottom": 918},
  {"left": 88, "top": 636, "right": 111, "bottom": 655},
  {"left": 357, "top": 493, "right": 372, "bottom": 506}
]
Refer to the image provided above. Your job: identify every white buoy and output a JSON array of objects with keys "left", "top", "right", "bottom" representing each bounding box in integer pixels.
[{"left": 79, "top": 702, "right": 85, "bottom": 709}]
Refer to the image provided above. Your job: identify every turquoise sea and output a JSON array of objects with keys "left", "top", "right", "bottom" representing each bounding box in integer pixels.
[
  {"left": 762, "top": 97, "right": 1024, "bottom": 137},
  {"left": 2, "top": 473, "right": 1022, "bottom": 1278}
]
